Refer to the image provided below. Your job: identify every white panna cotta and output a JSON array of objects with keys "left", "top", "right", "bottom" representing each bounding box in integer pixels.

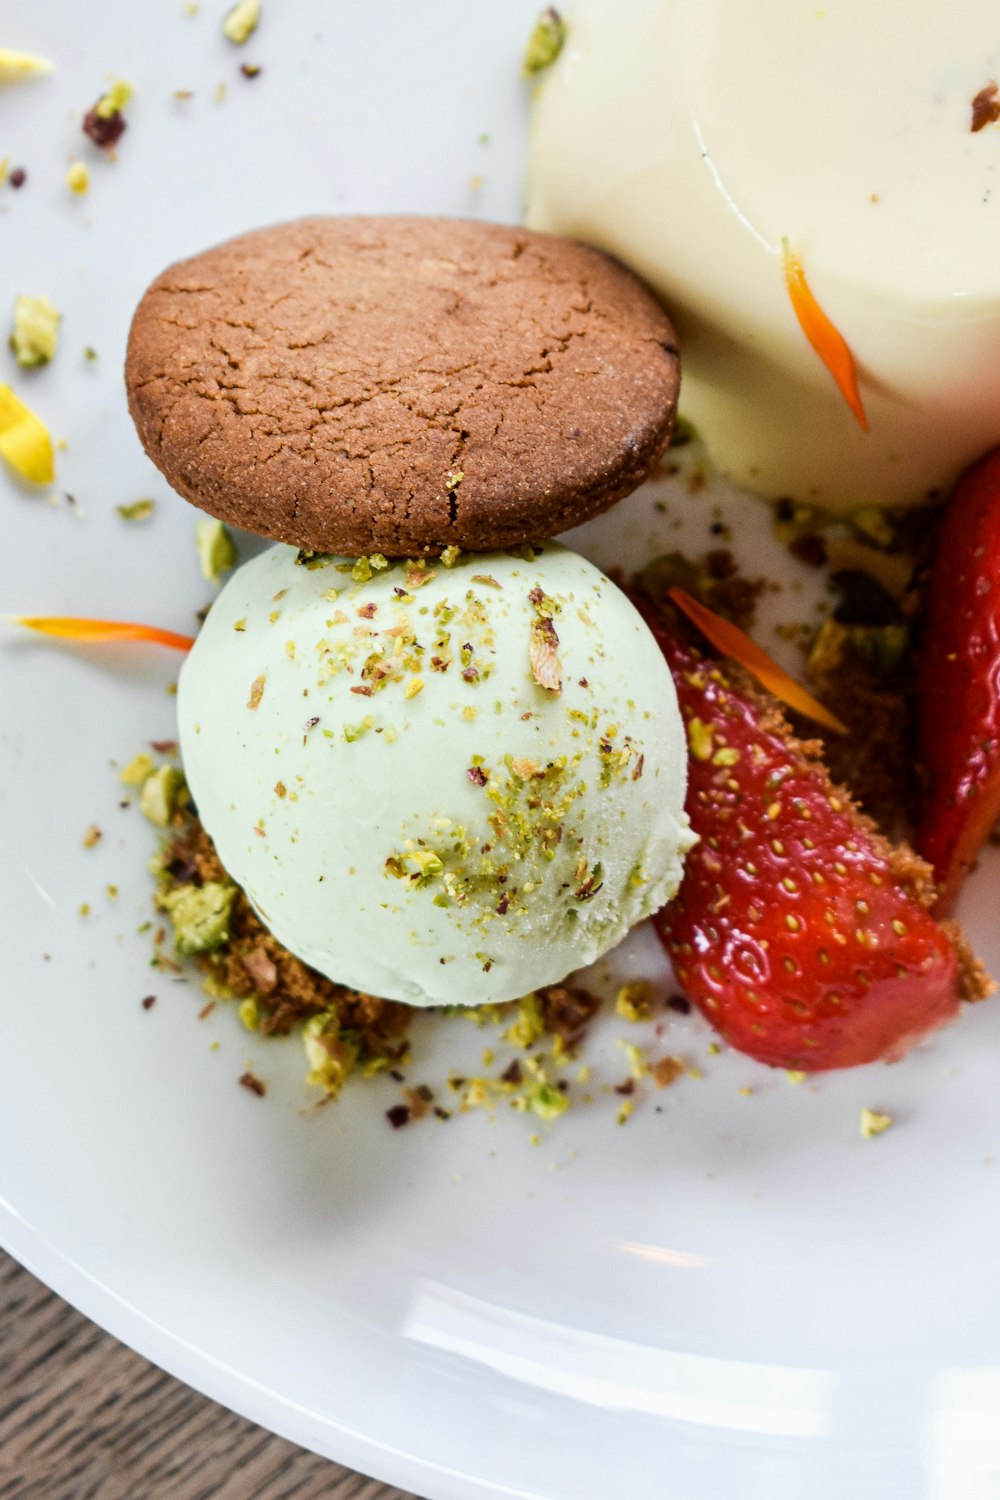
[
  {"left": 178, "top": 543, "right": 694, "bottom": 1007},
  {"left": 526, "top": 0, "right": 1000, "bottom": 512}
]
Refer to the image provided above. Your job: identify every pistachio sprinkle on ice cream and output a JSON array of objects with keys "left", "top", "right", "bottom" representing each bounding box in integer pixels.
[{"left": 177, "top": 542, "right": 694, "bottom": 1007}]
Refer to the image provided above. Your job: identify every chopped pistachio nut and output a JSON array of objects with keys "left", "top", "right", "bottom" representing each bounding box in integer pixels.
[
  {"left": 65, "top": 160, "right": 89, "bottom": 195},
  {"left": 158, "top": 880, "right": 235, "bottom": 955},
  {"left": 82, "top": 823, "right": 102, "bottom": 849},
  {"left": 195, "top": 517, "right": 238, "bottom": 583},
  {"left": 222, "top": 0, "right": 261, "bottom": 44},
  {"left": 522, "top": 7, "right": 566, "bottom": 75},
  {"left": 238, "top": 996, "right": 260, "bottom": 1031},
  {"left": 303, "top": 1011, "right": 359, "bottom": 1097},
  {"left": 120, "top": 752, "right": 155, "bottom": 786},
  {"left": 139, "top": 764, "right": 187, "bottom": 827},
  {"left": 9, "top": 294, "right": 60, "bottom": 368},
  {"left": 0, "top": 49, "right": 54, "bottom": 85},
  {"left": 95, "top": 78, "right": 133, "bottom": 119},
  {"left": 859, "top": 1106, "right": 893, "bottom": 1139},
  {"left": 116, "top": 498, "right": 155, "bottom": 522},
  {"left": 850, "top": 506, "right": 895, "bottom": 549},
  {"left": 504, "top": 992, "right": 545, "bottom": 1049},
  {"left": 528, "top": 1082, "right": 569, "bottom": 1121},
  {"left": 440, "top": 545, "right": 462, "bottom": 568},
  {"left": 619, "top": 1040, "right": 649, "bottom": 1080},
  {"left": 615, "top": 980, "right": 653, "bottom": 1022},
  {"left": 687, "top": 717, "right": 714, "bottom": 760}
]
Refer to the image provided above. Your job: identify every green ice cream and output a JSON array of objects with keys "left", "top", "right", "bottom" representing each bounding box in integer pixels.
[{"left": 178, "top": 542, "right": 694, "bottom": 1006}]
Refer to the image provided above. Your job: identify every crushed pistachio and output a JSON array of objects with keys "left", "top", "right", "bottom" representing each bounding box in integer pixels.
[
  {"left": 9, "top": 295, "right": 60, "bottom": 368},
  {"left": 82, "top": 823, "right": 102, "bottom": 849},
  {"left": 505, "top": 992, "right": 545, "bottom": 1049},
  {"left": 195, "top": 517, "right": 238, "bottom": 583},
  {"left": 247, "top": 675, "right": 266, "bottom": 710},
  {"left": 528, "top": 588, "right": 562, "bottom": 693},
  {"left": 139, "top": 764, "right": 187, "bottom": 827},
  {"left": 303, "top": 1011, "right": 359, "bottom": 1097},
  {"left": 120, "top": 752, "right": 155, "bottom": 786},
  {"left": 116, "top": 498, "right": 155, "bottom": 522},
  {"left": 859, "top": 1106, "right": 893, "bottom": 1139},
  {"left": 440, "top": 545, "right": 462, "bottom": 568},
  {"left": 222, "top": 0, "right": 261, "bottom": 44},
  {"left": 238, "top": 996, "right": 260, "bottom": 1031},
  {"left": 687, "top": 717, "right": 714, "bottom": 760},
  {"left": 158, "top": 881, "right": 236, "bottom": 955},
  {"left": 65, "top": 161, "right": 89, "bottom": 195},
  {"left": 528, "top": 1082, "right": 568, "bottom": 1121},
  {"left": 95, "top": 78, "right": 133, "bottom": 119},
  {"left": 522, "top": 7, "right": 566, "bottom": 76},
  {"left": 615, "top": 980, "right": 652, "bottom": 1022}
]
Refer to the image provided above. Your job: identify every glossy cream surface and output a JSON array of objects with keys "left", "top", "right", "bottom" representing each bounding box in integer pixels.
[
  {"left": 526, "top": 0, "right": 1000, "bottom": 510},
  {"left": 178, "top": 543, "right": 694, "bottom": 1007}
]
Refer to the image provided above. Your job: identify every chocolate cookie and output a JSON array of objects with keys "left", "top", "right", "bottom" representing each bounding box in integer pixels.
[{"left": 125, "top": 216, "right": 679, "bottom": 556}]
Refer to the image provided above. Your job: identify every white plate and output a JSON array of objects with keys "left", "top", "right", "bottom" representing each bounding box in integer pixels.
[{"left": 3, "top": 5, "right": 1000, "bottom": 1498}]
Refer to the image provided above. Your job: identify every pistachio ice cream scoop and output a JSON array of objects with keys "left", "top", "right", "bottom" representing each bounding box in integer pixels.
[{"left": 177, "top": 542, "right": 694, "bottom": 1007}]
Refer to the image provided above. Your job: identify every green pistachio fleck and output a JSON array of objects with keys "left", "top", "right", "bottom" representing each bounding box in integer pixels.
[
  {"left": 222, "top": 0, "right": 260, "bottom": 44},
  {"left": 295, "top": 548, "right": 333, "bottom": 569},
  {"left": 687, "top": 717, "right": 714, "bottom": 761},
  {"left": 440, "top": 545, "right": 462, "bottom": 568},
  {"left": 158, "top": 881, "right": 235, "bottom": 955},
  {"left": 303, "top": 1012, "right": 359, "bottom": 1097},
  {"left": 9, "top": 294, "right": 61, "bottom": 368},
  {"left": 66, "top": 161, "right": 89, "bottom": 195},
  {"left": 615, "top": 980, "right": 652, "bottom": 1022},
  {"left": 95, "top": 78, "right": 133, "bottom": 119},
  {"left": 238, "top": 997, "right": 260, "bottom": 1031},
  {"left": 120, "top": 752, "right": 155, "bottom": 787},
  {"left": 529, "top": 1082, "right": 569, "bottom": 1121},
  {"left": 195, "top": 517, "right": 238, "bottom": 584},
  {"left": 859, "top": 1106, "right": 893, "bottom": 1139},
  {"left": 522, "top": 6, "right": 566, "bottom": 75},
  {"left": 116, "top": 498, "right": 155, "bottom": 522},
  {"left": 850, "top": 506, "right": 895, "bottom": 549},
  {"left": 139, "top": 764, "right": 187, "bottom": 827},
  {"left": 505, "top": 993, "right": 545, "bottom": 1049},
  {"left": 83, "top": 346, "right": 99, "bottom": 362}
]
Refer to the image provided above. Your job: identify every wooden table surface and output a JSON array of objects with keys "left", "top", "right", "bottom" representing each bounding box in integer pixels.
[{"left": 0, "top": 1251, "right": 422, "bottom": 1500}]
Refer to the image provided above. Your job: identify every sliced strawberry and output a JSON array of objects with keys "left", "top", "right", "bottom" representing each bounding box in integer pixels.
[
  {"left": 645, "top": 611, "right": 962, "bottom": 1070},
  {"left": 916, "top": 448, "right": 1000, "bottom": 915}
]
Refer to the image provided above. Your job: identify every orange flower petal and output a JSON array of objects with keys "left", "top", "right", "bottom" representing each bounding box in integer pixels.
[
  {"left": 7, "top": 615, "right": 196, "bottom": 651},
  {"left": 668, "top": 588, "right": 847, "bottom": 735},
  {"left": 782, "top": 240, "right": 868, "bottom": 432}
]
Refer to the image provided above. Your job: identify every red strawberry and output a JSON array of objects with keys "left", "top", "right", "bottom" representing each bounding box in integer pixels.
[
  {"left": 916, "top": 448, "right": 1000, "bottom": 914},
  {"left": 645, "top": 612, "right": 962, "bottom": 1071}
]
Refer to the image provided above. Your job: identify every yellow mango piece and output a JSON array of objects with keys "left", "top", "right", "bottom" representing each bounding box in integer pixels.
[{"left": 0, "top": 385, "right": 55, "bottom": 483}]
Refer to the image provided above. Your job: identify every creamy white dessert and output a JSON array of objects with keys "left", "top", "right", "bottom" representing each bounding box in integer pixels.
[
  {"left": 526, "top": 0, "right": 1000, "bottom": 511},
  {"left": 178, "top": 543, "right": 694, "bottom": 1007}
]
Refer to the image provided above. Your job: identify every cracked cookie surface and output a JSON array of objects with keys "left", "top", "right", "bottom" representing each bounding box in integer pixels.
[{"left": 125, "top": 215, "right": 679, "bottom": 556}]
